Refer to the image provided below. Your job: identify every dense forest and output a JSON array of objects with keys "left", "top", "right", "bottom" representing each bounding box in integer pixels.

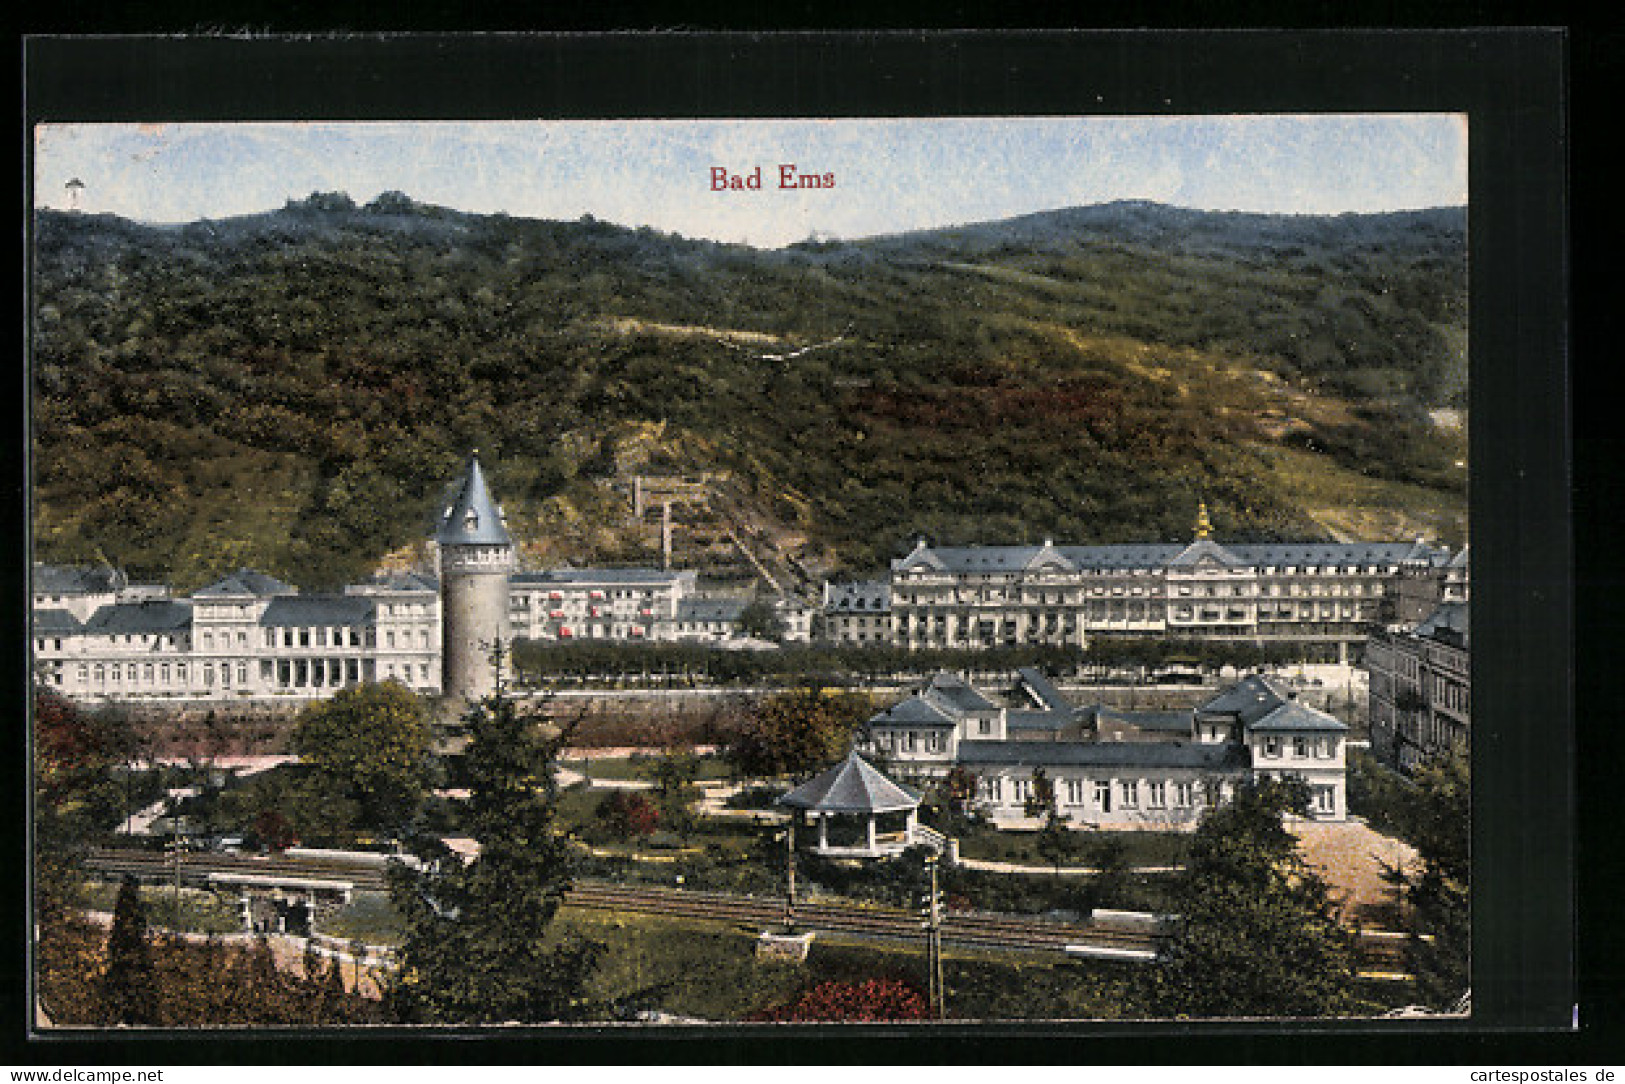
[{"left": 31, "top": 192, "right": 1467, "bottom": 591}]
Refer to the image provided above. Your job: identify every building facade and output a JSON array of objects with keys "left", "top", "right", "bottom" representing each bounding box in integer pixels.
[
  {"left": 854, "top": 670, "right": 1348, "bottom": 829},
  {"left": 826, "top": 510, "right": 1457, "bottom": 662},
  {"left": 1366, "top": 600, "right": 1470, "bottom": 773},
  {"left": 31, "top": 455, "right": 804, "bottom": 704},
  {"left": 508, "top": 568, "right": 698, "bottom": 644},
  {"left": 32, "top": 568, "right": 442, "bottom": 703},
  {"left": 819, "top": 580, "right": 892, "bottom": 645}
]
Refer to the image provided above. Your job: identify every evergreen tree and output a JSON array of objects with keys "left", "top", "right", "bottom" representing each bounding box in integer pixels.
[
  {"left": 100, "top": 876, "right": 158, "bottom": 1025},
  {"left": 1384, "top": 749, "right": 1470, "bottom": 1010},
  {"left": 1025, "top": 768, "right": 1082, "bottom": 872},
  {"left": 386, "top": 691, "right": 603, "bottom": 1024},
  {"left": 1143, "top": 777, "right": 1362, "bottom": 1018}
]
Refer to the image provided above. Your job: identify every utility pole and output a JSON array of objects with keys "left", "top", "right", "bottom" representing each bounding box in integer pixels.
[
  {"left": 172, "top": 814, "right": 186, "bottom": 925},
  {"left": 783, "top": 815, "right": 797, "bottom": 931},
  {"left": 922, "top": 853, "right": 946, "bottom": 1020}
]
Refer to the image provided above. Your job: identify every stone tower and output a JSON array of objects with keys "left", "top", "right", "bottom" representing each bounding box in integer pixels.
[{"left": 436, "top": 452, "right": 515, "bottom": 703}]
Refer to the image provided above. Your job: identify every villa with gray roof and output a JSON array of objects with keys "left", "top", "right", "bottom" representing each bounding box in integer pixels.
[{"left": 855, "top": 669, "right": 1348, "bottom": 829}]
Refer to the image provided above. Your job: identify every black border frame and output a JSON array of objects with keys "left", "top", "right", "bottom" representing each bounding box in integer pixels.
[{"left": 16, "top": 29, "right": 1578, "bottom": 1064}]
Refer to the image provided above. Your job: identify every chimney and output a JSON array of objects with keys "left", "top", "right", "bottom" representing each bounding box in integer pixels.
[{"left": 661, "top": 501, "right": 673, "bottom": 570}]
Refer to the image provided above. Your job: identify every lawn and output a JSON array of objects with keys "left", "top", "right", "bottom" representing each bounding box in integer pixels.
[
  {"left": 316, "top": 890, "right": 407, "bottom": 946},
  {"left": 560, "top": 755, "right": 734, "bottom": 783},
  {"left": 953, "top": 827, "right": 1192, "bottom": 870},
  {"left": 78, "top": 880, "right": 243, "bottom": 936},
  {"left": 551, "top": 907, "right": 1146, "bottom": 1022}
]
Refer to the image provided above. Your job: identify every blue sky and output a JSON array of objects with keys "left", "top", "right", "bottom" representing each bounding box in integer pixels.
[{"left": 34, "top": 115, "right": 1466, "bottom": 248}]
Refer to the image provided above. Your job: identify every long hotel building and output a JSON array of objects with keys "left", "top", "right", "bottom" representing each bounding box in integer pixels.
[{"left": 835, "top": 508, "right": 1457, "bottom": 663}]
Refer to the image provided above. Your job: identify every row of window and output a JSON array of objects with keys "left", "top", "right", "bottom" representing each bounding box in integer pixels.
[
  {"left": 868, "top": 730, "right": 947, "bottom": 754},
  {"left": 71, "top": 657, "right": 434, "bottom": 691},
  {"left": 978, "top": 775, "right": 1338, "bottom": 814},
  {"left": 980, "top": 776, "right": 1203, "bottom": 811},
  {"left": 1258, "top": 735, "right": 1339, "bottom": 759}
]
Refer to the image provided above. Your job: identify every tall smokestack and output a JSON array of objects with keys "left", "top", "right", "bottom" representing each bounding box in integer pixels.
[{"left": 662, "top": 501, "right": 672, "bottom": 570}]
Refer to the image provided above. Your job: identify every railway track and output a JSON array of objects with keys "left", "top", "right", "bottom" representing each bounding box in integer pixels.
[
  {"left": 85, "top": 848, "right": 395, "bottom": 891},
  {"left": 81, "top": 849, "right": 1407, "bottom": 974},
  {"left": 563, "top": 880, "right": 1162, "bottom": 958},
  {"left": 83, "top": 848, "right": 1159, "bottom": 958}
]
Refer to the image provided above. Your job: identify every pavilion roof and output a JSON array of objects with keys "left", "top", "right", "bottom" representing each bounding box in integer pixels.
[{"left": 778, "top": 752, "right": 921, "bottom": 814}]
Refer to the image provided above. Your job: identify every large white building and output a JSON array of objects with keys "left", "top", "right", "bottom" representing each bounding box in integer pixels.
[
  {"left": 825, "top": 505, "right": 1458, "bottom": 662},
  {"left": 32, "top": 567, "right": 443, "bottom": 703},
  {"left": 30, "top": 455, "right": 799, "bottom": 704},
  {"left": 855, "top": 669, "right": 1348, "bottom": 829}
]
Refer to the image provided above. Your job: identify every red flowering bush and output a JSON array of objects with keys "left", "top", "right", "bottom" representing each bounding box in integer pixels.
[
  {"left": 593, "top": 790, "right": 660, "bottom": 841},
  {"left": 749, "top": 978, "right": 931, "bottom": 1022}
]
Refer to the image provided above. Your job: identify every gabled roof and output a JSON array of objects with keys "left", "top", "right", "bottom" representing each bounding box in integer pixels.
[
  {"left": 82, "top": 601, "right": 193, "bottom": 635},
  {"left": 1023, "top": 541, "right": 1077, "bottom": 574},
  {"left": 1167, "top": 539, "right": 1245, "bottom": 568},
  {"left": 869, "top": 693, "right": 959, "bottom": 729},
  {"left": 436, "top": 453, "right": 512, "bottom": 546},
  {"left": 1246, "top": 700, "right": 1349, "bottom": 733},
  {"left": 194, "top": 569, "right": 297, "bottom": 598},
  {"left": 1195, "top": 674, "right": 1294, "bottom": 725},
  {"left": 778, "top": 752, "right": 921, "bottom": 813},
  {"left": 922, "top": 671, "right": 999, "bottom": 713},
  {"left": 33, "top": 563, "right": 125, "bottom": 596},
  {"left": 260, "top": 596, "right": 375, "bottom": 627},
  {"left": 891, "top": 539, "right": 950, "bottom": 573},
  {"left": 1448, "top": 544, "right": 1471, "bottom": 569},
  {"left": 32, "top": 608, "right": 83, "bottom": 634}
]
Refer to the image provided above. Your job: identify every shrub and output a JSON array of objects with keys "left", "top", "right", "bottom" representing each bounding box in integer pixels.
[
  {"left": 748, "top": 978, "right": 930, "bottom": 1022},
  {"left": 592, "top": 790, "right": 660, "bottom": 842}
]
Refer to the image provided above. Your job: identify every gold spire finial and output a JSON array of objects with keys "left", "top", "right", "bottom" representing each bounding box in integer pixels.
[{"left": 1195, "top": 499, "right": 1213, "bottom": 540}]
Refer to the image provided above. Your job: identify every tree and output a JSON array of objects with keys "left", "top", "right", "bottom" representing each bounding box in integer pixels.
[
  {"left": 34, "top": 688, "right": 130, "bottom": 926},
  {"left": 1383, "top": 749, "right": 1470, "bottom": 1009},
  {"left": 930, "top": 766, "right": 982, "bottom": 835},
  {"left": 292, "top": 681, "right": 433, "bottom": 839},
  {"left": 721, "top": 687, "right": 871, "bottom": 779},
  {"left": 386, "top": 691, "right": 603, "bottom": 1024},
  {"left": 100, "top": 876, "right": 158, "bottom": 1025},
  {"left": 641, "top": 747, "right": 702, "bottom": 841},
  {"left": 734, "top": 599, "right": 786, "bottom": 643},
  {"left": 1083, "top": 836, "right": 1131, "bottom": 911},
  {"left": 1143, "top": 777, "right": 1362, "bottom": 1018},
  {"left": 1025, "top": 768, "right": 1082, "bottom": 872}
]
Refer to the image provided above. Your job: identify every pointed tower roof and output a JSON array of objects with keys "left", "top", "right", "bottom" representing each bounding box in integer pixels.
[
  {"left": 1194, "top": 499, "right": 1214, "bottom": 540},
  {"left": 436, "top": 452, "right": 512, "bottom": 546},
  {"left": 777, "top": 751, "right": 921, "bottom": 814}
]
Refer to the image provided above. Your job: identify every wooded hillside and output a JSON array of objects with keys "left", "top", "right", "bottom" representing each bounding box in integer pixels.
[{"left": 31, "top": 193, "right": 1467, "bottom": 591}]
